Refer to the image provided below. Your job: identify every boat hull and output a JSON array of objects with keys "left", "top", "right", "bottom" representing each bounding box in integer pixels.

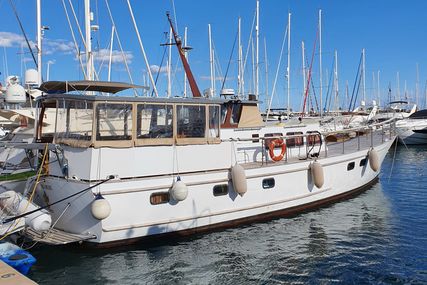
[{"left": 34, "top": 138, "right": 394, "bottom": 246}]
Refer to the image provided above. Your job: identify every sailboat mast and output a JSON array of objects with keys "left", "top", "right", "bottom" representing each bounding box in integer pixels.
[
  {"left": 397, "top": 71, "right": 400, "bottom": 101},
  {"left": 264, "top": 37, "right": 269, "bottom": 105},
  {"left": 334, "top": 50, "right": 339, "bottom": 111},
  {"left": 168, "top": 27, "right": 172, "bottom": 98},
  {"left": 377, "top": 70, "right": 381, "bottom": 107},
  {"left": 183, "top": 27, "right": 188, "bottom": 97},
  {"left": 208, "top": 24, "right": 214, "bottom": 96},
  {"left": 37, "top": 0, "right": 42, "bottom": 85},
  {"left": 287, "top": 12, "right": 291, "bottom": 118},
  {"left": 166, "top": 12, "right": 201, "bottom": 97},
  {"left": 108, "top": 26, "right": 114, "bottom": 82},
  {"left": 302, "top": 41, "right": 306, "bottom": 113},
  {"left": 319, "top": 9, "right": 323, "bottom": 117},
  {"left": 416, "top": 63, "right": 419, "bottom": 107},
  {"left": 238, "top": 17, "right": 242, "bottom": 97},
  {"left": 84, "top": 0, "right": 93, "bottom": 80},
  {"left": 362, "top": 48, "right": 366, "bottom": 104},
  {"left": 256, "top": 0, "right": 259, "bottom": 99}
]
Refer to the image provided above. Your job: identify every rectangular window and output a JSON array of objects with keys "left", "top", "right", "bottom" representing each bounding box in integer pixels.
[
  {"left": 177, "top": 105, "right": 206, "bottom": 138},
  {"left": 307, "top": 131, "right": 321, "bottom": 146},
  {"left": 96, "top": 103, "right": 132, "bottom": 141},
  {"left": 136, "top": 104, "right": 173, "bottom": 139},
  {"left": 265, "top": 133, "right": 283, "bottom": 149},
  {"left": 56, "top": 99, "right": 93, "bottom": 142},
  {"left": 262, "top": 178, "right": 275, "bottom": 189},
  {"left": 150, "top": 192, "right": 170, "bottom": 205},
  {"left": 230, "top": 104, "right": 241, "bottom": 124},
  {"left": 252, "top": 134, "right": 260, "bottom": 143},
  {"left": 208, "top": 105, "right": 220, "bottom": 139},
  {"left": 213, "top": 184, "right": 228, "bottom": 196},
  {"left": 347, "top": 162, "right": 355, "bottom": 171},
  {"left": 286, "top": 132, "right": 304, "bottom": 148}
]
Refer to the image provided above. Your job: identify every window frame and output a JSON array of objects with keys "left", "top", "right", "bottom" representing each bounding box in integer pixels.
[{"left": 135, "top": 103, "right": 174, "bottom": 146}]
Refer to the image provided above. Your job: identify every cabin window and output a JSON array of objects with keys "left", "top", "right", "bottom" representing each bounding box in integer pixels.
[
  {"left": 265, "top": 133, "right": 283, "bottom": 149},
  {"left": 307, "top": 131, "right": 321, "bottom": 146},
  {"left": 230, "top": 104, "right": 241, "bottom": 124},
  {"left": 213, "top": 184, "right": 228, "bottom": 196},
  {"left": 177, "top": 105, "right": 206, "bottom": 138},
  {"left": 286, "top": 132, "right": 304, "bottom": 148},
  {"left": 360, "top": 158, "right": 367, "bottom": 167},
  {"left": 221, "top": 104, "right": 228, "bottom": 124},
  {"left": 96, "top": 103, "right": 133, "bottom": 141},
  {"left": 209, "top": 105, "right": 220, "bottom": 138},
  {"left": 150, "top": 192, "right": 170, "bottom": 205},
  {"left": 347, "top": 162, "right": 355, "bottom": 171},
  {"left": 262, "top": 178, "right": 275, "bottom": 189},
  {"left": 252, "top": 134, "right": 260, "bottom": 143},
  {"left": 136, "top": 104, "right": 173, "bottom": 139},
  {"left": 55, "top": 99, "right": 93, "bottom": 142}
]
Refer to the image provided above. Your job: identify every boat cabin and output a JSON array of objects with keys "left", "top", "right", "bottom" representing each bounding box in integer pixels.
[{"left": 35, "top": 81, "right": 264, "bottom": 148}]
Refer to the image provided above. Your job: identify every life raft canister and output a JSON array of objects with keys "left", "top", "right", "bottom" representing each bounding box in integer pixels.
[{"left": 268, "top": 138, "right": 287, "bottom": 162}]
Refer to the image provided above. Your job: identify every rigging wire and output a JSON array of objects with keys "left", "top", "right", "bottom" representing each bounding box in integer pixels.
[
  {"left": 220, "top": 30, "right": 238, "bottom": 91},
  {"left": 8, "top": 0, "right": 38, "bottom": 69}
]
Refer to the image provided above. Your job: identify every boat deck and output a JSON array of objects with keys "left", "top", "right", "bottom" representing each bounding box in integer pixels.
[{"left": 243, "top": 129, "right": 394, "bottom": 170}]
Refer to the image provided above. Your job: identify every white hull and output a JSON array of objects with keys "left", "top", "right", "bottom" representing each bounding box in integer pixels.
[
  {"left": 396, "top": 118, "right": 427, "bottom": 145},
  {"left": 35, "top": 138, "right": 393, "bottom": 245}
]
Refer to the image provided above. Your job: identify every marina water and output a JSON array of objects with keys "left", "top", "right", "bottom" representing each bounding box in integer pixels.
[{"left": 29, "top": 144, "right": 427, "bottom": 284}]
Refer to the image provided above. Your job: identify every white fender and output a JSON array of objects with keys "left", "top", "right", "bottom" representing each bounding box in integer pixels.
[
  {"left": 310, "top": 161, "right": 324, "bottom": 188},
  {"left": 170, "top": 177, "right": 188, "bottom": 201},
  {"left": 91, "top": 194, "right": 111, "bottom": 220},
  {"left": 0, "top": 191, "right": 52, "bottom": 231},
  {"left": 368, "top": 148, "right": 380, "bottom": 172},
  {"left": 231, "top": 164, "right": 247, "bottom": 196}
]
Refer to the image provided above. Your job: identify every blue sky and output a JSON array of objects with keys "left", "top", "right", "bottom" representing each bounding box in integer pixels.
[{"left": 1, "top": 0, "right": 427, "bottom": 110}]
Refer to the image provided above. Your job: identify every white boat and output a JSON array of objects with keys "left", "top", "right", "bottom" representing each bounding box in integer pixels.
[
  {"left": 396, "top": 109, "right": 427, "bottom": 145},
  {"left": 0, "top": 79, "right": 395, "bottom": 247}
]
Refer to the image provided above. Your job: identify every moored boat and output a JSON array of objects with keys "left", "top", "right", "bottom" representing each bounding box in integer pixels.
[{"left": 0, "top": 80, "right": 396, "bottom": 247}]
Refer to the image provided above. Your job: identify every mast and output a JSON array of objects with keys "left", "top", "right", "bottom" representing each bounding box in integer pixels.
[
  {"left": 166, "top": 12, "right": 201, "bottom": 97},
  {"left": 416, "top": 63, "right": 419, "bottom": 107},
  {"left": 362, "top": 48, "right": 366, "bottom": 104},
  {"left": 334, "top": 50, "right": 339, "bottom": 111},
  {"left": 183, "top": 27, "right": 188, "bottom": 97},
  {"left": 396, "top": 71, "right": 400, "bottom": 100},
  {"left": 167, "top": 27, "right": 172, "bottom": 97},
  {"left": 255, "top": 0, "right": 259, "bottom": 99},
  {"left": 302, "top": 41, "right": 306, "bottom": 113},
  {"left": 84, "top": 0, "right": 93, "bottom": 80},
  {"left": 36, "top": 0, "right": 42, "bottom": 85},
  {"left": 208, "top": 24, "right": 214, "bottom": 96},
  {"left": 108, "top": 26, "right": 114, "bottom": 82},
  {"left": 372, "top": 71, "right": 375, "bottom": 104},
  {"left": 319, "top": 9, "right": 322, "bottom": 117},
  {"left": 287, "top": 12, "right": 291, "bottom": 118},
  {"left": 264, "top": 37, "right": 269, "bottom": 107},
  {"left": 345, "top": 80, "right": 349, "bottom": 109},
  {"left": 377, "top": 70, "right": 381, "bottom": 107},
  {"left": 238, "top": 17, "right": 242, "bottom": 97}
]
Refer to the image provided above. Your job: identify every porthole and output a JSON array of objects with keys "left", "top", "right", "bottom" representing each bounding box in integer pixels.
[
  {"left": 262, "top": 178, "right": 275, "bottom": 189},
  {"left": 347, "top": 162, "right": 355, "bottom": 171},
  {"left": 213, "top": 184, "right": 228, "bottom": 196},
  {"left": 150, "top": 192, "right": 170, "bottom": 205},
  {"left": 360, "top": 158, "right": 367, "bottom": 166}
]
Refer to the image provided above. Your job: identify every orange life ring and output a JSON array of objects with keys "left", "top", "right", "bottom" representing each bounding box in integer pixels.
[{"left": 268, "top": 138, "right": 286, "bottom": 162}]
